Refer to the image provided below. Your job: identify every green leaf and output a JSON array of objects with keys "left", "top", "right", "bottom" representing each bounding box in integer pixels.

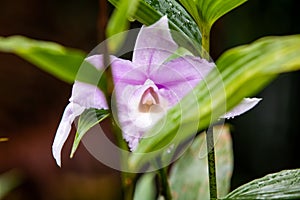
[
  {"left": 70, "top": 109, "right": 110, "bottom": 158},
  {"left": 170, "top": 125, "right": 233, "bottom": 200},
  {"left": 179, "top": 0, "right": 247, "bottom": 54},
  {"left": 0, "top": 36, "right": 86, "bottom": 84},
  {"left": 134, "top": 173, "right": 157, "bottom": 200},
  {"left": 199, "top": 0, "right": 247, "bottom": 28},
  {"left": 129, "top": 35, "right": 300, "bottom": 171},
  {"left": 223, "top": 169, "right": 300, "bottom": 199},
  {"left": 179, "top": 0, "right": 247, "bottom": 29},
  {"left": 177, "top": 0, "right": 200, "bottom": 27},
  {"left": 108, "top": 0, "right": 202, "bottom": 55},
  {"left": 106, "top": 0, "right": 139, "bottom": 52},
  {"left": 0, "top": 170, "right": 23, "bottom": 199}
]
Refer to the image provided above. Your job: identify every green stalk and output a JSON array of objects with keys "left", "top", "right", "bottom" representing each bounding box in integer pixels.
[
  {"left": 206, "top": 126, "right": 218, "bottom": 200},
  {"left": 200, "top": 23, "right": 211, "bottom": 60},
  {"left": 201, "top": 22, "right": 218, "bottom": 200},
  {"left": 158, "top": 167, "right": 172, "bottom": 200},
  {"left": 98, "top": 2, "right": 137, "bottom": 197},
  {"left": 122, "top": 172, "right": 137, "bottom": 200},
  {"left": 110, "top": 113, "right": 136, "bottom": 200},
  {"left": 155, "top": 157, "right": 172, "bottom": 200},
  {"left": 116, "top": 126, "right": 137, "bottom": 200}
]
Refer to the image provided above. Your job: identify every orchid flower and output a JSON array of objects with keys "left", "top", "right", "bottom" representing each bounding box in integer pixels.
[{"left": 52, "top": 16, "right": 261, "bottom": 166}]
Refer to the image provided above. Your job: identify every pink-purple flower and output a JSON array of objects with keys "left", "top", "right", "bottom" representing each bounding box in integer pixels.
[{"left": 52, "top": 16, "right": 261, "bottom": 166}]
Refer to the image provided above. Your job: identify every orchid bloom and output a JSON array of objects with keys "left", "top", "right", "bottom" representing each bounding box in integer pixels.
[{"left": 52, "top": 16, "right": 261, "bottom": 166}]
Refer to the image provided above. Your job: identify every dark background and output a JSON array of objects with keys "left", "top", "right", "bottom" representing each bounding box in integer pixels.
[{"left": 0, "top": 0, "right": 299, "bottom": 199}]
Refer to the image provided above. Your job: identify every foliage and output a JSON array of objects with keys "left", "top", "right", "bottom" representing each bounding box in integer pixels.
[
  {"left": 108, "top": 0, "right": 202, "bottom": 54},
  {"left": 70, "top": 109, "right": 110, "bottom": 158},
  {"left": 0, "top": 170, "right": 23, "bottom": 199},
  {"left": 1, "top": 0, "right": 300, "bottom": 199},
  {"left": 0, "top": 36, "right": 85, "bottom": 84},
  {"left": 223, "top": 169, "right": 300, "bottom": 199},
  {"left": 169, "top": 125, "right": 233, "bottom": 200}
]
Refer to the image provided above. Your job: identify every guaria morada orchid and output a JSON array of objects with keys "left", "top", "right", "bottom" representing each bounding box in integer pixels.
[{"left": 52, "top": 16, "right": 261, "bottom": 166}]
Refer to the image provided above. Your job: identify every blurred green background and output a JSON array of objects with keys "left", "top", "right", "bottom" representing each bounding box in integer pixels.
[{"left": 0, "top": 0, "right": 299, "bottom": 199}]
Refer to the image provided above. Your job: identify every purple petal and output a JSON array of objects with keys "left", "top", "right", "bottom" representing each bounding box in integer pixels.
[
  {"left": 87, "top": 54, "right": 147, "bottom": 85},
  {"left": 52, "top": 103, "right": 85, "bottom": 167},
  {"left": 70, "top": 81, "right": 108, "bottom": 110},
  {"left": 222, "top": 98, "right": 262, "bottom": 119},
  {"left": 133, "top": 16, "right": 178, "bottom": 72},
  {"left": 111, "top": 58, "right": 147, "bottom": 85},
  {"left": 151, "top": 56, "right": 215, "bottom": 104}
]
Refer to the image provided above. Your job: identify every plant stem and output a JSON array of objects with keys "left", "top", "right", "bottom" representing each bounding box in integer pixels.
[
  {"left": 158, "top": 166, "right": 172, "bottom": 200},
  {"left": 122, "top": 172, "right": 137, "bottom": 200},
  {"left": 206, "top": 126, "right": 218, "bottom": 200},
  {"left": 111, "top": 119, "right": 136, "bottom": 200},
  {"left": 200, "top": 22, "right": 217, "bottom": 200},
  {"left": 97, "top": 0, "right": 108, "bottom": 42},
  {"left": 97, "top": 1, "right": 136, "bottom": 199},
  {"left": 200, "top": 23, "right": 211, "bottom": 60}
]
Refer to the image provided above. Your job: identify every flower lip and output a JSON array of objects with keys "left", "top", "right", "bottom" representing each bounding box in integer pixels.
[{"left": 139, "top": 87, "right": 160, "bottom": 112}]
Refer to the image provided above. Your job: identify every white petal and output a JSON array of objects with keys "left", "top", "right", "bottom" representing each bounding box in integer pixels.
[
  {"left": 222, "top": 98, "right": 262, "bottom": 119},
  {"left": 70, "top": 81, "right": 108, "bottom": 109},
  {"left": 85, "top": 54, "right": 122, "bottom": 70},
  {"left": 52, "top": 103, "right": 85, "bottom": 166}
]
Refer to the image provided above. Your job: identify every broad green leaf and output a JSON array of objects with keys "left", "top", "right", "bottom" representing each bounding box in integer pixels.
[
  {"left": 129, "top": 35, "right": 300, "bottom": 171},
  {"left": 133, "top": 173, "right": 156, "bottom": 200},
  {"left": 179, "top": 0, "right": 247, "bottom": 53},
  {"left": 170, "top": 125, "right": 233, "bottom": 200},
  {"left": 106, "top": 0, "right": 139, "bottom": 52},
  {"left": 195, "top": 0, "right": 247, "bottom": 27},
  {"left": 70, "top": 109, "right": 110, "bottom": 158},
  {"left": 223, "top": 169, "right": 300, "bottom": 199},
  {"left": 108, "top": 0, "right": 202, "bottom": 54},
  {"left": 177, "top": 0, "right": 200, "bottom": 28},
  {"left": 0, "top": 170, "right": 23, "bottom": 199},
  {"left": 0, "top": 36, "right": 86, "bottom": 84}
]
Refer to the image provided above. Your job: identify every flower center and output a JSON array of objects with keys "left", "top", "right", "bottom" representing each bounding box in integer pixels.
[{"left": 139, "top": 87, "right": 160, "bottom": 112}]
